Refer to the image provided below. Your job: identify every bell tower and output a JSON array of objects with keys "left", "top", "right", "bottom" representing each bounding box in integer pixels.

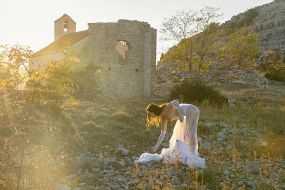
[{"left": 54, "top": 14, "right": 76, "bottom": 41}]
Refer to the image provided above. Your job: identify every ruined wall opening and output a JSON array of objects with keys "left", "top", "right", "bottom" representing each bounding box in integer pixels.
[
  {"left": 63, "top": 19, "right": 69, "bottom": 32},
  {"left": 116, "top": 40, "right": 130, "bottom": 64}
]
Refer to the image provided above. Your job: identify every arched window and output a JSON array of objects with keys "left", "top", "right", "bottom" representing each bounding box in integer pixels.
[
  {"left": 63, "top": 19, "right": 69, "bottom": 32},
  {"left": 116, "top": 40, "right": 130, "bottom": 64}
]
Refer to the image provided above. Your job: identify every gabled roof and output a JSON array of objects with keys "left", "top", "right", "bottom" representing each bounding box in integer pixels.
[
  {"left": 31, "top": 30, "right": 89, "bottom": 57},
  {"left": 54, "top": 14, "right": 75, "bottom": 23}
]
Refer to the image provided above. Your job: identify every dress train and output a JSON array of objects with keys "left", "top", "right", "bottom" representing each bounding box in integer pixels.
[{"left": 135, "top": 104, "right": 205, "bottom": 169}]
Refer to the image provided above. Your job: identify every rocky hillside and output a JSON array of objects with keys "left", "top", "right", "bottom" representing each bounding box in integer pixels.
[
  {"left": 154, "top": 0, "right": 285, "bottom": 103},
  {"left": 158, "top": 0, "right": 285, "bottom": 68},
  {"left": 225, "top": 0, "right": 285, "bottom": 51}
]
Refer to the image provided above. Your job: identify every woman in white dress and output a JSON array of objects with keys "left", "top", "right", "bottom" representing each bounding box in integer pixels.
[{"left": 135, "top": 100, "right": 205, "bottom": 168}]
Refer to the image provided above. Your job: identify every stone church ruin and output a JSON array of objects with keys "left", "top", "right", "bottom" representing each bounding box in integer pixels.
[{"left": 30, "top": 14, "right": 157, "bottom": 99}]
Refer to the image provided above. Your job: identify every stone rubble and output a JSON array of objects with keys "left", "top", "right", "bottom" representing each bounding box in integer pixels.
[
  {"left": 152, "top": 66, "right": 269, "bottom": 100},
  {"left": 257, "top": 48, "right": 285, "bottom": 65},
  {"left": 50, "top": 124, "right": 285, "bottom": 190}
]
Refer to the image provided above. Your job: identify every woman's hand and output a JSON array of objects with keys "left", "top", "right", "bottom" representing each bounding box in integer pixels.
[
  {"left": 151, "top": 130, "right": 166, "bottom": 153},
  {"left": 151, "top": 145, "right": 159, "bottom": 152}
]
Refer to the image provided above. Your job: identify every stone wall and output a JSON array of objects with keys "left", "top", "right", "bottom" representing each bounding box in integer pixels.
[
  {"left": 85, "top": 20, "right": 157, "bottom": 99},
  {"left": 153, "top": 68, "right": 269, "bottom": 100},
  {"left": 158, "top": 69, "right": 268, "bottom": 87}
]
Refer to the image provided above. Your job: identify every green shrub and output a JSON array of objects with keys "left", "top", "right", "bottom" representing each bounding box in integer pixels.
[
  {"left": 169, "top": 79, "right": 227, "bottom": 106},
  {"left": 73, "top": 63, "right": 100, "bottom": 101},
  {"left": 264, "top": 65, "right": 285, "bottom": 82}
]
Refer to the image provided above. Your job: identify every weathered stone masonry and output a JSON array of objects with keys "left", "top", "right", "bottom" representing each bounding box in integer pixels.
[
  {"left": 30, "top": 14, "right": 157, "bottom": 100},
  {"left": 87, "top": 20, "right": 156, "bottom": 99}
]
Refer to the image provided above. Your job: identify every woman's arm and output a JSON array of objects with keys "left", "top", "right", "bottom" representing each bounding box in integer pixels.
[
  {"left": 152, "top": 116, "right": 168, "bottom": 152},
  {"left": 169, "top": 99, "right": 184, "bottom": 122}
]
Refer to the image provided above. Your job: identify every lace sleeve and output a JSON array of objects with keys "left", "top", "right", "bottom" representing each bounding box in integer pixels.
[{"left": 169, "top": 100, "right": 184, "bottom": 122}]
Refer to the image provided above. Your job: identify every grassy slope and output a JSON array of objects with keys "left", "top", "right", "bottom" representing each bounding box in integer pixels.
[
  {"left": 0, "top": 89, "right": 285, "bottom": 189},
  {"left": 65, "top": 99, "right": 285, "bottom": 189}
]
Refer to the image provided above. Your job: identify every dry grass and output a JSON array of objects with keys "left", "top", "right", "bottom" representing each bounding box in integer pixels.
[
  {"left": 0, "top": 96, "right": 284, "bottom": 189},
  {"left": 110, "top": 111, "right": 130, "bottom": 121}
]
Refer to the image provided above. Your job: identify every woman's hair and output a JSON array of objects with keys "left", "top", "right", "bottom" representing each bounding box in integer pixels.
[{"left": 145, "top": 103, "right": 167, "bottom": 127}]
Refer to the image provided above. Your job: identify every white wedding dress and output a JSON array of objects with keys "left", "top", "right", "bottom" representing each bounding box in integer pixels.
[{"left": 135, "top": 103, "right": 205, "bottom": 169}]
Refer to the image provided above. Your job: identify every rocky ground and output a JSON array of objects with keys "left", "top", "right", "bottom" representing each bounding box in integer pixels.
[
  {"left": 1, "top": 80, "right": 285, "bottom": 190},
  {"left": 49, "top": 119, "right": 284, "bottom": 190},
  {"left": 153, "top": 64, "right": 272, "bottom": 101},
  {"left": 63, "top": 86, "right": 285, "bottom": 186}
]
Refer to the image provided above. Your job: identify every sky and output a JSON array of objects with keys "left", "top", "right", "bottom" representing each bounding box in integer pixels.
[{"left": 0, "top": 0, "right": 273, "bottom": 60}]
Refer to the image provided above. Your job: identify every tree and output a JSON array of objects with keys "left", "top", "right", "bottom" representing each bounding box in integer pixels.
[
  {"left": 220, "top": 27, "right": 260, "bottom": 69},
  {"left": 0, "top": 45, "right": 80, "bottom": 189},
  {"left": 72, "top": 63, "right": 100, "bottom": 101},
  {"left": 0, "top": 45, "right": 32, "bottom": 89},
  {"left": 25, "top": 47, "right": 78, "bottom": 106},
  {"left": 160, "top": 7, "right": 222, "bottom": 72},
  {"left": 194, "top": 22, "right": 220, "bottom": 71}
]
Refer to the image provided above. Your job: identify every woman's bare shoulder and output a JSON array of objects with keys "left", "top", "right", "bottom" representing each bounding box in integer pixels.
[{"left": 164, "top": 103, "right": 175, "bottom": 112}]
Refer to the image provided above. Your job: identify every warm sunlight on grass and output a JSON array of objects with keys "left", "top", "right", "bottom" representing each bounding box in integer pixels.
[
  {"left": 254, "top": 133, "right": 285, "bottom": 157},
  {"left": 1, "top": 94, "right": 284, "bottom": 189}
]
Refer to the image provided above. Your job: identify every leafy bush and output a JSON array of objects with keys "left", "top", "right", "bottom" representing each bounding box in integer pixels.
[
  {"left": 72, "top": 63, "right": 100, "bottom": 101},
  {"left": 264, "top": 65, "right": 285, "bottom": 82},
  {"left": 25, "top": 60, "right": 78, "bottom": 105},
  {"left": 0, "top": 45, "right": 32, "bottom": 89},
  {"left": 219, "top": 27, "right": 260, "bottom": 69},
  {"left": 265, "top": 70, "right": 285, "bottom": 82},
  {"left": 169, "top": 79, "right": 227, "bottom": 106}
]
